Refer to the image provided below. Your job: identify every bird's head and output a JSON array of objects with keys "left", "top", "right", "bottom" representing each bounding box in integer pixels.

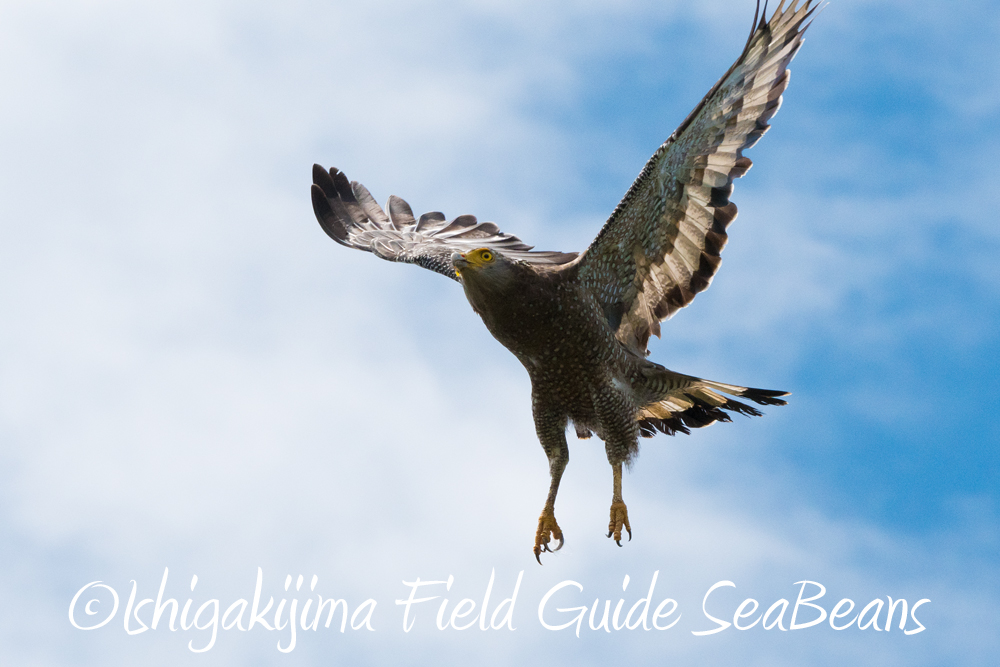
[
  {"left": 451, "top": 247, "right": 516, "bottom": 285},
  {"left": 452, "top": 247, "right": 529, "bottom": 317}
]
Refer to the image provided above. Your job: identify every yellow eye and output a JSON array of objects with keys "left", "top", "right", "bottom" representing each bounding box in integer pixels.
[{"left": 480, "top": 250, "right": 494, "bottom": 262}]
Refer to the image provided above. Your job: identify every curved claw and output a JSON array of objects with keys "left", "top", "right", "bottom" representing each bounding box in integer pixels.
[
  {"left": 534, "top": 510, "right": 564, "bottom": 565},
  {"left": 607, "top": 501, "right": 631, "bottom": 547}
]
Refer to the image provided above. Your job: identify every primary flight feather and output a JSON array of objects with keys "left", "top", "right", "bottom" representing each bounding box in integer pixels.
[{"left": 311, "top": 0, "right": 815, "bottom": 563}]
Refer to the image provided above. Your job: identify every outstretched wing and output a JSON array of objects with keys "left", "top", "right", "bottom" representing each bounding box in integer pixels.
[
  {"left": 311, "top": 165, "right": 577, "bottom": 281},
  {"left": 574, "top": 0, "right": 817, "bottom": 355}
]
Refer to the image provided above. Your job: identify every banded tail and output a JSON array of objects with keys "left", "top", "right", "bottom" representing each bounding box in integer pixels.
[{"left": 637, "top": 378, "right": 788, "bottom": 437}]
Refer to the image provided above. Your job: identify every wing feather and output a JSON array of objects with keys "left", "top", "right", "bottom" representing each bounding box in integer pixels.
[
  {"left": 574, "top": 0, "right": 817, "bottom": 354},
  {"left": 311, "top": 165, "right": 578, "bottom": 281}
]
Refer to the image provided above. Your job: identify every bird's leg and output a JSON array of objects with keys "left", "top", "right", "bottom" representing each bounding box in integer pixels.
[
  {"left": 607, "top": 461, "right": 631, "bottom": 546},
  {"left": 534, "top": 453, "right": 567, "bottom": 563},
  {"left": 594, "top": 388, "right": 636, "bottom": 548},
  {"left": 532, "top": 403, "right": 568, "bottom": 564}
]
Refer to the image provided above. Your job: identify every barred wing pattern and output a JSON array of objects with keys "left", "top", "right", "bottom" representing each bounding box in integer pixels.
[
  {"left": 575, "top": 0, "right": 817, "bottom": 355},
  {"left": 311, "top": 165, "right": 577, "bottom": 281}
]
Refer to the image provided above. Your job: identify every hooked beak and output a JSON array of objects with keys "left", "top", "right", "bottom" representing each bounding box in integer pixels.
[{"left": 451, "top": 252, "right": 469, "bottom": 277}]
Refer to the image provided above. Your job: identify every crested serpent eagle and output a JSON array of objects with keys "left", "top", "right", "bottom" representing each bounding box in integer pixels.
[{"left": 311, "top": 1, "right": 816, "bottom": 563}]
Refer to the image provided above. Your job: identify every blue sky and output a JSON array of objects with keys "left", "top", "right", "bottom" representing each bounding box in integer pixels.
[{"left": 1, "top": 0, "right": 998, "bottom": 665}]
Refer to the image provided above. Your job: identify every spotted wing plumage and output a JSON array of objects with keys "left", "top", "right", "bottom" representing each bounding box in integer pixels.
[
  {"left": 311, "top": 165, "right": 577, "bottom": 281},
  {"left": 575, "top": 0, "right": 817, "bottom": 355}
]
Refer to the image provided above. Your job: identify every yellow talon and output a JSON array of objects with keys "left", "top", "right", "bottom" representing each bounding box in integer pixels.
[
  {"left": 607, "top": 501, "right": 631, "bottom": 546},
  {"left": 533, "top": 510, "right": 564, "bottom": 564}
]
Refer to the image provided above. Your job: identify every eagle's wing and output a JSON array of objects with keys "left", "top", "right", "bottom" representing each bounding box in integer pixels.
[
  {"left": 311, "top": 165, "right": 578, "bottom": 282},
  {"left": 574, "top": 0, "right": 817, "bottom": 355}
]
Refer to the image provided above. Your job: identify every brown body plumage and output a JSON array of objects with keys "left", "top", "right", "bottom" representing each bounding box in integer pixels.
[
  {"left": 310, "top": 0, "right": 816, "bottom": 562},
  {"left": 458, "top": 254, "right": 663, "bottom": 456}
]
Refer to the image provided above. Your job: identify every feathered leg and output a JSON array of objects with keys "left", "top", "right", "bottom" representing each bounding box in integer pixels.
[
  {"left": 594, "top": 387, "right": 637, "bottom": 546},
  {"left": 532, "top": 398, "right": 568, "bottom": 565}
]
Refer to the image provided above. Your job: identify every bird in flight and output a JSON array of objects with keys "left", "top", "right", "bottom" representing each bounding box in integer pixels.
[{"left": 311, "top": 0, "right": 816, "bottom": 563}]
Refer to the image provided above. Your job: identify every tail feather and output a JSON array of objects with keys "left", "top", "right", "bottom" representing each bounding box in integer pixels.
[
  {"left": 739, "top": 387, "right": 790, "bottom": 406},
  {"left": 636, "top": 376, "right": 788, "bottom": 438}
]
